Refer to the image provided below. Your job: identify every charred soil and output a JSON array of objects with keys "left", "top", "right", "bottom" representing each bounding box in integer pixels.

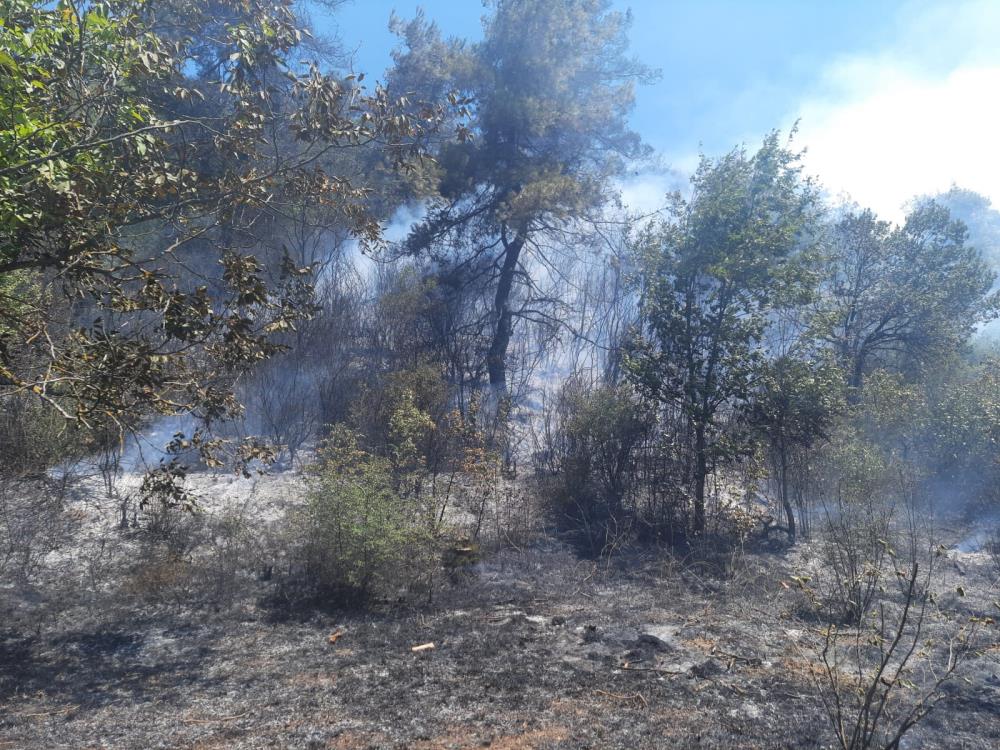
[{"left": 1, "top": 475, "right": 998, "bottom": 749}]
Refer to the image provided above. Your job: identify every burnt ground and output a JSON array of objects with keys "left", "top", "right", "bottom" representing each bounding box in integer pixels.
[{"left": 1, "top": 475, "right": 999, "bottom": 749}]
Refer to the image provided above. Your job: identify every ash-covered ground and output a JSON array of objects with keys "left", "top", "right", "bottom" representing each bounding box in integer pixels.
[{"left": 1, "top": 469, "right": 998, "bottom": 749}]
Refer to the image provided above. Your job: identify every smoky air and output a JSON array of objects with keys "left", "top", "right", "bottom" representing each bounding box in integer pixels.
[{"left": 2, "top": 2, "right": 998, "bottom": 748}]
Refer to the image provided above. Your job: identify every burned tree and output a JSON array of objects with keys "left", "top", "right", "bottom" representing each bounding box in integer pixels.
[{"left": 388, "top": 0, "right": 652, "bottom": 397}]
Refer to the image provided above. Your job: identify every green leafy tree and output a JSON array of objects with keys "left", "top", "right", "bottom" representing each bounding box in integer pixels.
[
  {"left": 921, "top": 187, "right": 1000, "bottom": 289},
  {"left": 811, "top": 203, "right": 996, "bottom": 393},
  {"left": 923, "top": 358, "right": 1000, "bottom": 507},
  {"left": 627, "top": 133, "right": 821, "bottom": 536},
  {"left": 0, "top": 0, "right": 438, "bottom": 469}
]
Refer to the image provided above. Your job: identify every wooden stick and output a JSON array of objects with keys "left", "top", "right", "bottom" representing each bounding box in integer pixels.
[
  {"left": 18, "top": 705, "right": 77, "bottom": 718},
  {"left": 327, "top": 629, "right": 346, "bottom": 644},
  {"left": 182, "top": 711, "right": 251, "bottom": 725},
  {"left": 711, "top": 646, "right": 759, "bottom": 663},
  {"left": 621, "top": 664, "right": 685, "bottom": 675},
  {"left": 595, "top": 689, "right": 648, "bottom": 708}
]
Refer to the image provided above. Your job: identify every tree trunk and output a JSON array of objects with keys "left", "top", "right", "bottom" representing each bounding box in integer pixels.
[
  {"left": 779, "top": 440, "right": 795, "bottom": 542},
  {"left": 846, "top": 350, "right": 866, "bottom": 403},
  {"left": 693, "top": 424, "right": 707, "bottom": 536},
  {"left": 486, "top": 229, "right": 526, "bottom": 390}
]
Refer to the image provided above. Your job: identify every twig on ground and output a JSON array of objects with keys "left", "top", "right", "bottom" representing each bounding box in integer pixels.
[
  {"left": 570, "top": 563, "right": 599, "bottom": 597},
  {"left": 621, "top": 664, "right": 685, "bottom": 675},
  {"left": 595, "top": 689, "right": 648, "bottom": 708},
  {"left": 327, "top": 628, "right": 346, "bottom": 644},
  {"left": 711, "top": 645, "right": 763, "bottom": 671},
  {"left": 18, "top": 705, "right": 78, "bottom": 718},
  {"left": 182, "top": 711, "right": 251, "bottom": 725}
]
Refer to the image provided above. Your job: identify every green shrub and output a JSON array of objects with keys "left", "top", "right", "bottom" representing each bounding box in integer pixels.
[
  {"left": 350, "top": 364, "right": 448, "bottom": 463},
  {"left": 290, "top": 426, "right": 436, "bottom": 604}
]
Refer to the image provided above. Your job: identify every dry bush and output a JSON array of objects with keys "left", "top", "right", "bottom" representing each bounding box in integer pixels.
[
  {"left": 986, "top": 529, "right": 1000, "bottom": 580},
  {"left": 196, "top": 509, "right": 268, "bottom": 606},
  {"left": 122, "top": 549, "right": 196, "bottom": 605},
  {"left": 467, "top": 461, "right": 536, "bottom": 552},
  {"left": 821, "top": 496, "right": 894, "bottom": 625},
  {"left": 0, "top": 394, "right": 84, "bottom": 478},
  {"left": 121, "top": 503, "right": 203, "bottom": 605},
  {"left": 812, "top": 557, "right": 977, "bottom": 750},
  {"left": 814, "top": 432, "right": 899, "bottom": 624},
  {"left": 0, "top": 479, "right": 72, "bottom": 584},
  {"left": 238, "top": 352, "right": 324, "bottom": 468},
  {"left": 802, "top": 421, "right": 974, "bottom": 749},
  {"left": 122, "top": 496, "right": 268, "bottom": 610},
  {"left": 542, "top": 379, "right": 652, "bottom": 554},
  {"left": 539, "top": 378, "right": 773, "bottom": 554}
]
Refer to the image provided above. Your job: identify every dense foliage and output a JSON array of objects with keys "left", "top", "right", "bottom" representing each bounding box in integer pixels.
[
  {"left": 0, "top": 0, "right": 440, "bottom": 475},
  {"left": 626, "top": 134, "right": 821, "bottom": 534}
]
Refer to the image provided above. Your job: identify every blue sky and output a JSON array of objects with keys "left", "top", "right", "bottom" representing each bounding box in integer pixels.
[{"left": 314, "top": 0, "right": 1000, "bottom": 220}]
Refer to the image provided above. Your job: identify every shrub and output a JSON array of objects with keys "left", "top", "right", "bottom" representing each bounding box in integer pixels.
[
  {"left": 288, "top": 426, "right": 437, "bottom": 605},
  {"left": 121, "top": 501, "right": 204, "bottom": 605},
  {"left": 0, "top": 393, "right": 87, "bottom": 478},
  {"left": 545, "top": 380, "right": 652, "bottom": 554},
  {"left": 986, "top": 528, "right": 1000, "bottom": 580},
  {"left": 813, "top": 559, "right": 976, "bottom": 750},
  {"left": 351, "top": 364, "right": 449, "bottom": 462},
  {"left": 0, "top": 479, "right": 72, "bottom": 584},
  {"left": 814, "top": 430, "right": 897, "bottom": 624},
  {"left": 123, "top": 492, "right": 271, "bottom": 610}
]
